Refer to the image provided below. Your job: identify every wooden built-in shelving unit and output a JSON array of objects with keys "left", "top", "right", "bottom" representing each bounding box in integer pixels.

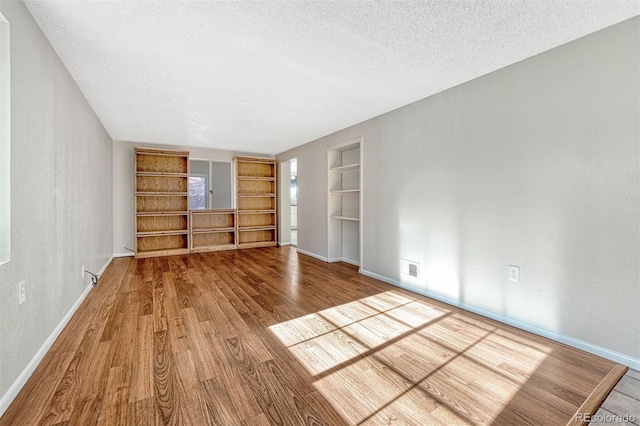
[
  {"left": 135, "top": 148, "right": 190, "bottom": 258},
  {"left": 236, "top": 157, "right": 277, "bottom": 248},
  {"left": 190, "top": 209, "right": 236, "bottom": 253}
]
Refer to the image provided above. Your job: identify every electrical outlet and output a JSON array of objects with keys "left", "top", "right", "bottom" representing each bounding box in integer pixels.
[
  {"left": 82, "top": 265, "right": 85, "bottom": 279},
  {"left": 509, "top": 265, "right": 520, "bottom": 283},
  {"left": 18, "top": 281, "right": 26, "bottom": 305}
]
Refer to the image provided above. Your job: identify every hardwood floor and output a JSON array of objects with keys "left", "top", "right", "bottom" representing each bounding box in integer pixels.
[{"left": 0, "top": 247, "right": 627, "bottom": 425}]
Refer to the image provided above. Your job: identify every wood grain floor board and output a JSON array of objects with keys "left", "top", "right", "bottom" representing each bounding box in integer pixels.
[{"left": 0, "top": 247, "right": 627, "bottom": 425}]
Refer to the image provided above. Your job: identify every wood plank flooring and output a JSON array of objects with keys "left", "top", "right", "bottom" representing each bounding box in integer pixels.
[{"left": 0, "top": 247, "right": 628, "bottom": 425}]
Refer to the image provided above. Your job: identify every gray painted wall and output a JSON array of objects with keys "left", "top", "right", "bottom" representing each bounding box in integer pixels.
[
  {"left": 278, "top": 18, "right": 640, "bottom": 361},
  {"left": 0, "top": 0, "right": 113, "bottom": 402}
]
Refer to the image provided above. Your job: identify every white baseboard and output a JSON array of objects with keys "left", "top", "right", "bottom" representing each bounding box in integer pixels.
[
  {"left": 295, "top": 248, "right": 327, "bottom": 262},
  {"left": 328, "top": 257, "right": 359, "bottom": 266},
  {"left": 0, "top": 256, "right": 114, "bottom": 418},
  {"left": 113, "top": 252, "right": 134, "bottom": 258},
  {"left": 359, "top": 269, "right": 640, "bottom": 371},
  {"left": 340, "top": 257, "right": 360, "bottom": 267},
  {"left": 98, "top": 256, "right": 114, "bottom": 275},
  {"left": 278, "top": 241, "right": 291, "bottom": 246}
]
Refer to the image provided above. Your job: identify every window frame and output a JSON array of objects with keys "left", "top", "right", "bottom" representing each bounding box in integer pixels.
[{"left": 0, "top": 12, "right": 10, "bottom": 266}]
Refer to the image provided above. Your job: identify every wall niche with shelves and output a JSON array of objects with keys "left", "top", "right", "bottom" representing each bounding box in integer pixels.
[{"left": 327, "top": 138, "right": 362, "bottom": 266}]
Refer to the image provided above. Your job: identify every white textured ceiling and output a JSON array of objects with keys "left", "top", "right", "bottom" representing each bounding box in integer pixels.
[{"left": 25, "top": 1, "right": 640, "bottom": 155}]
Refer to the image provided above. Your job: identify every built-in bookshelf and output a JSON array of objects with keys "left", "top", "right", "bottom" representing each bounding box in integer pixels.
[
  {"left": 235, "top": 157, "right": 277, "bottom": 248},
  {"left": 327, "top": 138, "right": 362, "bottom": 265},
  {"left": 190, "top": 209, "right": 236, "bottom": 252},
  {"left": 135, "top": 148, "right": 190, "bottom": 258}
]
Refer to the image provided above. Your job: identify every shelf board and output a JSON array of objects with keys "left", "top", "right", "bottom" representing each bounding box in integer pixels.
[
  {"left": 137, "top": 230, "right": 188, "bottom": 237},
  {"left": 330, "top": 189, "right": 360, "bottom": 194},
  {"left": 237, "top": 241, "right": 277, "bottom": 249},
  {"left": 192, "top": 227, "right": 235, "bottom": 233},
  {"left": 237, "top": 176, "right": 275, "bottom": 181},
  {"left": 136, "top": 211, "right": 189, "bottom": 216},
  {"left": 330, "top": 163, "right": 359, "bottom": 173},
  {"left": 238, "top": 226, "right": 276, "bottom": 231},
  {"left": 136, "top": 172, "right": 189, "bottom": 177},
  {"left": 330, "top": 215, "right": 360, "bottom": 222},
  {"left": 136, "top": 192, "right": 188, "bottom": 196},
  {"left": 238, "top": 193, "right": 276, "bottom": 198},
  {"left": 135, "top": 248, "right": 190, "bottom": 259},
  {"left": 237, "top": 209, "right": 275, "bottom": 214},
  {"left": 135, "top": 148, "right": 189, "bottom": 156},
  {"left": 191, "top": 209, "right": 236, "bottom": 214},
  {"left": 236, "top": 159, "right": 276, "bottom": 165},
  {"left": 191, "top": 244, "right": 237, "bottom": 253}
]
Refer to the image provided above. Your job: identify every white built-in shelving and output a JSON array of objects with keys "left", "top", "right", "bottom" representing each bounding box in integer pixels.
[{"left": 327, "top": 138, "right": 362, "bottom": 266}]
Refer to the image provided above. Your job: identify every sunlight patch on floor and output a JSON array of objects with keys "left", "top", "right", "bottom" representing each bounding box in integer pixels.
[{"left": 269, "top": 290, "right": 551, "bottom": 425}]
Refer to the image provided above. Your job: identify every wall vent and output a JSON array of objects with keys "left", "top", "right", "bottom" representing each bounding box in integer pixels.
[
  {"left": 399, "top": 258, "right": 419, "bottom": 280},
  {"left": 408, "top": 262, "right": 418, "bottom": 278}
]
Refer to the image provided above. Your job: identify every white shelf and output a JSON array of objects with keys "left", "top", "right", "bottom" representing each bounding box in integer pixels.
[
  {"left": 330, "top": 163, "right": 359, "bottom": 173},
  {"left": 327, "top": 138, "right": 362, "bottom": 265},
  {"left": 330, "top": 215, "right": 359, "bottom": 222},
  {"left": 330, "top": 189, "right": 359, "bottom": 194}
]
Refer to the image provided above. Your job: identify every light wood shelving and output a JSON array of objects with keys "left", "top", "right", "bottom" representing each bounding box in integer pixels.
[
  {"left": 236, "top": 157, "right": 278, "bottom": 249},
  {"left": 190, "top": 209, "right": 237, "bottom": 253},
  {"left": 135, "top": 148, "right": 190, "bottom": 258},
  {"left": 328, "top": 139, "right": 362, "bottom": 265}
]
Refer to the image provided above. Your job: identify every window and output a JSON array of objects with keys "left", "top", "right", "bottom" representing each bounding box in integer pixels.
[
  {"left": 189, "top": 159, "right": 233, "bottom": 209},
  {"left": 0, "top": 13, "right": 10, "bottom": 265},
  {"left": 189, "top": 176, "right": 207, "bottom": 210}
]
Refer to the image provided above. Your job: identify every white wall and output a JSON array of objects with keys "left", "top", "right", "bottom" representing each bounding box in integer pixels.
[
  {"left": 112, "top": 140, "right": 272, "bottom": 255},
  {"left": 278, "top": 18, "right": 640, "bottom": 364},
  {"left": 0, "top": 0, "right": 113, "bottom": 409}
]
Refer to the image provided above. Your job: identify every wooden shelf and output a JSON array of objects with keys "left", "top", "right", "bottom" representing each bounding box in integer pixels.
[
  {"left": 136, "top": 230, "right": 188, "bottom": 237},
  {"left": 191, "top": 244, "right": 237, "bottom": 253},
  {"left": 239, "top": 226, "right": 276, "bottom": 231},
  {"left": 136, "top": 172, "right": 188, "bottom": 177},
  {"left": 237, "top": 177, "right": 275, "bottom": 181},
  {"left": 134, "top": 248, "right": 190, "bottom": 259},
  {"left": 192, "top": 227, "right": 235, "bottom": 233},
  {"left": 236, "top": 156, "right": 277, "bottom": 249},
  {"left": 330, "top": 215, "right": 360, "bottom": 222},
  {"left": 330, "top": 163, "right": 359, "bottom": 173},
  {"left": 237, "top": 242, "right": 277, "bottom": 249},
  {"left": 189, "top": 209, "right": 236, "bottom": 253},
  {"left": 136, "top": 211, "right": 188, "bottom": 217},
  {"left": 136, "top": 192, "right": 189, "bottom": 196},
  {"left": 135, "top": 148, "right": 190, "bottom": 258},
  {"left": 237, "top": 209, "right": 276, "bottom": 214}
]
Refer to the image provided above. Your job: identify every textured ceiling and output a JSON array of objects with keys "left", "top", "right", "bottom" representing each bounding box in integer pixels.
[{"left": 25, "top": 1, "right": 640, "bottom": 155}]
